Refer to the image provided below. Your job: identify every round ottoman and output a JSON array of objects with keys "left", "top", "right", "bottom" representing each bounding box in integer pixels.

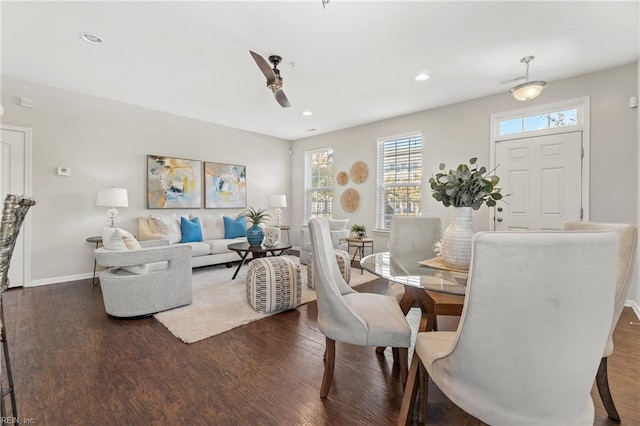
[
  {"left": 246, "top": 257, "right": 302, "bottom": 313},
  {"left": 307, "top": 249, "right": 351, "bottom": 289}
]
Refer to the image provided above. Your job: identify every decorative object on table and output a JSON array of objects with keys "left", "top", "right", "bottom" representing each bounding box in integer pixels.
[
  {"left": 147, "top": 155, "right": 202, "bottom": 209},
  {"left": 350, "top": 224, "right": 367, "bottom": 239},
  {"left": 429, "top": 157, "right": 502, "bottom": 269},
  {"left": 204, "top": 162, "right": 247, "bottom": 208},
  {"left": 96, "top": 187, "right": 128, "bottom": 227},
  {"left": 336, "top": 171, "right": 348, "bottom": 186},
  {"left": 268, "top": 194, "right": 287, "bottom": 227},
  {"left": 239, "top": 207, "right": 272, "bottom": 246},
  {"left": 509, "top": 55, "right": 547, "bottom": 101},
  {"left": 340, "top": 188, "right": 360, "bottom": 213},
  {"left": 263, "top": 227, "right": 280, "bottom": 247},
  {"left": 349, "top": 160, "right": 369, "bottom": 183}
]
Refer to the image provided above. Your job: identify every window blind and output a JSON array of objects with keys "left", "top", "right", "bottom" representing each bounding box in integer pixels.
[{"left": 304, "top": 147, "right": 334, "bottom": 223}]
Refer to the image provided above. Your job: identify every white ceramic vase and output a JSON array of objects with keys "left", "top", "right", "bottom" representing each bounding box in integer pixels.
[{"left": 441, "top": 207, "right": 474, "bottom": 269}]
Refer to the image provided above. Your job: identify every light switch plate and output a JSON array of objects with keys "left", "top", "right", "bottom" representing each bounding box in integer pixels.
[{"left": 57, "top": 166, "right": 71, "bottom": 176}]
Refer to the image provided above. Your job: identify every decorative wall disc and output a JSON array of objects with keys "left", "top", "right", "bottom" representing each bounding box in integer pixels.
[
  {"left": 336, "top": 171, "right": 348, "bottom": 186},
  {"left": 340, "top": 188, "right": 360, "bottom": 213},
  {"left": 349, "top": 161, "right": 369, "bottom": 184}
]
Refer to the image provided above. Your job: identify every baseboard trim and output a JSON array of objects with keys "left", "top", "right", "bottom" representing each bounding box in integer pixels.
[
  {"left": 29, "top": 272, "right": 92, "bottom": 287},
  {"left": 629, "top": 300, "right": 640, "bottom": 319}
]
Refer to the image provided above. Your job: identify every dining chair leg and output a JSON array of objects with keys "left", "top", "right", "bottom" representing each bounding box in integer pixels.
[
  {"left": 397, "top": 352, "right": 420, "bottom": 426},
  {"left": 398, "top": 347, "right": 408, "bottom": 386},
  {"left": 320, "top": 337, "right": 336, "bottom": 398},
  {"left": 596, "top": 357, "right": 620, "bottom": 422},
  {"left": 0, "top": 301, "right": 16, "bottom": 418},
  {"left": 417, "top": 360, "right": 427, "bottom": 424}
]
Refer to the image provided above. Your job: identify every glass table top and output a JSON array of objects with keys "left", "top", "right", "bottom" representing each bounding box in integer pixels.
[{"left": 360, "top": 252, "right": 467, "bottom": 296}]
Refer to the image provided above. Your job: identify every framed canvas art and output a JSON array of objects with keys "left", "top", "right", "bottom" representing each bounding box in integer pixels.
[
  {"left": 204, "top": 162, "right": 247, "bottom": 208},
  {"left": 147, "top": 155, "right": 202, "bottom": 208}
]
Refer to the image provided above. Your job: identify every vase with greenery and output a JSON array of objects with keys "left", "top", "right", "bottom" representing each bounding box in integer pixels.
[
  {"left": 351, "top": 224, "right": 367, "bottom": 239},
  {"left": 428, "top": 157, "right": 502, "bottom": 269},
  {"left": 239, "top": 207, "right": 272, "bottom": 246}
]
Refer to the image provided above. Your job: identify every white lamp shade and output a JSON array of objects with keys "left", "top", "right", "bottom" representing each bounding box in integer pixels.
[
  {"left": 510, "top": 81, "right": 547, "bottom": 101},
  {"left": 269, "top": 195, "right": 287, "bottom": 208},
  {"left": 96, "top": 187, "right": 128, "bottom": 207}
]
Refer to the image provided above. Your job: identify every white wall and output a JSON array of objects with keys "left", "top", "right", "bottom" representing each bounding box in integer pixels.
[
  {"left": 1, "top": 77, "right": 291, "bottom": 285},
  {"left": 291, "top": 63, "right": 638, "bottom": 302}
]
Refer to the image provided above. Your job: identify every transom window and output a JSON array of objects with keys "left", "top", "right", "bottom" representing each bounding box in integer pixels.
[
  {"left": 304, "top": 147, "right": 334, "bottom": 222},
  {"left": 376, "top": 133, "right": 423, "bottom": 231},
  {"left": 498, "top": 108, "right": 578, "bottom": 137}
]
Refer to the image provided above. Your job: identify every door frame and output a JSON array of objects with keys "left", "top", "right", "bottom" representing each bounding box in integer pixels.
[
  {"left": 1, "top": 124, "right": 33, "bottom": 286},
  {"left": 489, "top": 97, "right": 591, "bottom": 230}
]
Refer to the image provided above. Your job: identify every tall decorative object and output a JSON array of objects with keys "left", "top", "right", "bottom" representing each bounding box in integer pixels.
[
  {"left": 96, "top": 187, "right": 128, "bottom": 227},
  {"left": 429, "top": 158, "right": 503, "bottom": 269},
  {"left": 441, "top": 207, "right": 474, "bottom": 269},
  {"left": 269, "top": 195, "right": 287, "bottom": 227},
  {"left": 239, "top": 207, "right": 272, "bottom": 246}
]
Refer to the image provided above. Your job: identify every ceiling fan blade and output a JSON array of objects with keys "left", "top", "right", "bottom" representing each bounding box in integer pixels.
[
  {"left": 274, "top": 90, "right": 291, "bottom": 108},
  {"left": 249, "top": 50, "right": 277, "bottom": 85}
]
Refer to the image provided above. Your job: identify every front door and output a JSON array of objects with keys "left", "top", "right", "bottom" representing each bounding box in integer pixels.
[
  {"left": 1, "top": 125, "right": 30, "bottom": 287},
  {"left": 494, "top": 131, "right": 583, "bottom": 231}
]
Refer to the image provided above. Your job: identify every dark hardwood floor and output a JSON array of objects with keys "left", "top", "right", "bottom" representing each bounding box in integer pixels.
[{"left": 2, "top": 276, "right": 639, "bottom": 425}]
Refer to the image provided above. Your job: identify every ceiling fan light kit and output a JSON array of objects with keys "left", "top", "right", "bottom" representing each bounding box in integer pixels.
[{"left": 509, "top": 56, "right": 547, "bottom": 101}]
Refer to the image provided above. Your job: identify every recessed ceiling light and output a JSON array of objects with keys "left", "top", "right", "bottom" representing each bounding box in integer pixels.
[
  {"left": 80, "top": 32, "right": 103, "bottom": 45},
  {"left": 302, "top": 111, "right": 313, "bottom": 116},
  {"left": 414, "top": 72, "right": 431, "bottom": 81}
]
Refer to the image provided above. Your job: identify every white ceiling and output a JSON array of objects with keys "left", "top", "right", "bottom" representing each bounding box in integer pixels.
[{"left": 2, "top": 1, "right": 639, "bottom": 141}]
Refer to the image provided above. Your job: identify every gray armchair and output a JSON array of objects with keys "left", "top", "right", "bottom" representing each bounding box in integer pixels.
[
  {"left": 95, "top": 242, "right": 192, "bottom": 317},
  {"left": 300, "top": 225, "right": 349, "bottom": 265}
]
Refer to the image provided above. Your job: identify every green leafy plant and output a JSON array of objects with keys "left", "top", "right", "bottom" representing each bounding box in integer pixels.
[
  {"left": 239, "top": 207, "right": 272, "bottom": 226},
  {"left": 351, "top": 224, "right": 367, "bottom": 238},
  {"left": 428, "top": 157, "right": 503, "bottom": 209}
]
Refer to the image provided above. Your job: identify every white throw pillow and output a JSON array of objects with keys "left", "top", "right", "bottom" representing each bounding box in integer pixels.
[
  {"left": 102, "top": 227, "right": 149, "bottom": 275},
  {"left": 327, "top": 219, "right": 350, "bottom": 230},
  {"left": 148, "top": 214, "right": 181, "bottom": 244},
  {"left": 192, "top": 214, "right": 225, "bottom": 240}
]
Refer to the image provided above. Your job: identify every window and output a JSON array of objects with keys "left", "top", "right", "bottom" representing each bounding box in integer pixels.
[
  {"left": 376, "top": 134, "right": 422, "bottom": 230},
  {"left": 304, "top": 147, "right": 334, "bottom": 222},
  {"left": 498, "top": 108, "right": 578, "bottom": 137}
]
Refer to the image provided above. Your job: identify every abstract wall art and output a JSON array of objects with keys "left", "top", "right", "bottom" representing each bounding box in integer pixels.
[
  {"left": 147, "top": 155, "right": 202, "bottom": 209},
  {"left": 204, "top": 162, "right": 247, "bottom": 209}
]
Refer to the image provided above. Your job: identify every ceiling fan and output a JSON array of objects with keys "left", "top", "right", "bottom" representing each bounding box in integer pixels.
[{"left": 249, "top": 50, "right": 291, "bottom": 108}]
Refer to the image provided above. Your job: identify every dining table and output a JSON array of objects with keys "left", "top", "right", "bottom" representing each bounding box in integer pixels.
[{"left": 360, "top": 252, "right": 468, "bottom": 425}]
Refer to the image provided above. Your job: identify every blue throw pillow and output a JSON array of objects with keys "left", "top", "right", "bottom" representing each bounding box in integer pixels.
[
  {"left": 180, "top": 216, "right": 203, "bottom": 243},
  {"left": 223, "top": 216, "right": 247, "bottom": 239}
]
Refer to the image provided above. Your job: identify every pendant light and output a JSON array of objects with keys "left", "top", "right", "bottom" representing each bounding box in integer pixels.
[{"left": 509, "top": 56, "right": 547, "bottom": 101}]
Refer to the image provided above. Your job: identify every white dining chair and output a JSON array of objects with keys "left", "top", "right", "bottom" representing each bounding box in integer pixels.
[
  {"left": 308, "top": 217, "right": 411, "bottom": 398},
  {"left": 562, "top": 221, "right": 637, "bottom": 421},
  {"left": 409, "top": 231, "right": 618, "bottom": 425}
]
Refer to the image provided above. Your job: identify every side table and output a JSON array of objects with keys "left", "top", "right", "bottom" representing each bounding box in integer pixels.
[
  {"left": 86, "top": 236, "right": 102, "bottom": 286},
  {"left": 278, "top": 225, "right": 291, "bottom": 254},
  {"left": 346, "top": 237, "right": 374, "bottom": 274}
]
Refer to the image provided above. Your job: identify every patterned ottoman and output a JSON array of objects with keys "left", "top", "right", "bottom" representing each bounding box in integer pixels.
[
  {"left": 307, "top": 249, "right": 351, "bottom": 289},
  {"left": 246, "top": 257, "right": 302, "bottom": 313}
]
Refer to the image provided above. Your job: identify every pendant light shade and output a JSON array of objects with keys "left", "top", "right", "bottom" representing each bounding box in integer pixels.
[{"left": 510, "top": 56, "right": 547, "bottom": 101}]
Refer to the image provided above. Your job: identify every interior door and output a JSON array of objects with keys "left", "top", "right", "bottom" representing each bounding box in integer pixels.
[
  {"left": 1, "top": 127, "right": 27, "bottom": 287},
  {"left": 494, "top": 131, "right": 582, "bottom": 231}
]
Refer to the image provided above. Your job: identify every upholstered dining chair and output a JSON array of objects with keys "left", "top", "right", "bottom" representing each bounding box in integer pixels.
[
  {"left": 308, "top": 217, "right": 411, "bottom": 398},
  {"left": 0, "top": 194, "right": 36, "bottom": 418},
  {"left": 408, "top": 231, "right": 618, "bottom": 426},
  {"left": 562, "top": 221, "right": 637, "bottom": 422}
]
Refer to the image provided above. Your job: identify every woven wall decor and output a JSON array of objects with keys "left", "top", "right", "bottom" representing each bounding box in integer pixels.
[
  {"left": 340, "top": 188, "right": 360, "bottom": 213},
  {"left": 336, "top": 171, "right": 349, "bottom": 186},
  {"left": 349, "top": 161, "right": 369, "bottom": 184}
]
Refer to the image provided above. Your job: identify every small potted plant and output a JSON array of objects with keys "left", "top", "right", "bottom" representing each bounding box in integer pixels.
[
  {"left": 239, "top": 207, "right": 272, "bottom": 246},
  {"left": 351, "top": 224, "right": 367, "bottom": 239}
]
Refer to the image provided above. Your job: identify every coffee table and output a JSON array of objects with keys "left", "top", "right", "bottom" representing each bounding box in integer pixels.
[{"left": 227, "top": 241, "right": 293, "bottom": 279}]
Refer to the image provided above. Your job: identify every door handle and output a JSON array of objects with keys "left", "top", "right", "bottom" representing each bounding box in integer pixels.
[
  {"left": 496, "top": 217, "right": 503, "bottom": 222},
  {"left": 497, "top": 207, "right": 503, "bottom": 212}
]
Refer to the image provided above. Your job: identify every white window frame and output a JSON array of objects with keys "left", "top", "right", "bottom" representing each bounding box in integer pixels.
[
  {"left": 303, "top": 146, "right": 334, "bottom": 223},
  {"left": 376, "top": 132, "right": 423, "bottom": 231}
]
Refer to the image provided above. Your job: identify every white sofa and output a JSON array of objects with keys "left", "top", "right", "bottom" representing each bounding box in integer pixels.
[
  {"left": 138, "top": 213, "right": 280, "bottom": 268},
  {"left": 299, "top": 219, "right": 350, "bottom": 265}
]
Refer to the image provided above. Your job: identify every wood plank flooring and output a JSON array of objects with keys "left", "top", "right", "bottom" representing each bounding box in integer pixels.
[{"left": 2, "top": 276, "right": 639, "bottom": 425}]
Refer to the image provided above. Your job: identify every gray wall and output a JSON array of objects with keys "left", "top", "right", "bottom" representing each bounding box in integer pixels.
[
  {"left": 1, "top": 77, "right": 291, "bottom": 285},
  {"left": 290, "top": 63, "right": 639, "bottom": 303}
]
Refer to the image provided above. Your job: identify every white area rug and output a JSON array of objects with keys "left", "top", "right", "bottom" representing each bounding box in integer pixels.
[{"left": 153, "top": 256, "right": 378, "bottom": 344}]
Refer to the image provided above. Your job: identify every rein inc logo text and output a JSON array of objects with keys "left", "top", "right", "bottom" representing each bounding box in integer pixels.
[{"left": 1, "top": 418, "right": 35, "bottom": 424}]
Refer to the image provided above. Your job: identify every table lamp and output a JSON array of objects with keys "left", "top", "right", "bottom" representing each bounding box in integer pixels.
[
  {"left": 96, "top": 187, "right": 128, "bottom": 227},
  {"left": 269, "top": 195, "right": 287, "bottom": 227}
]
